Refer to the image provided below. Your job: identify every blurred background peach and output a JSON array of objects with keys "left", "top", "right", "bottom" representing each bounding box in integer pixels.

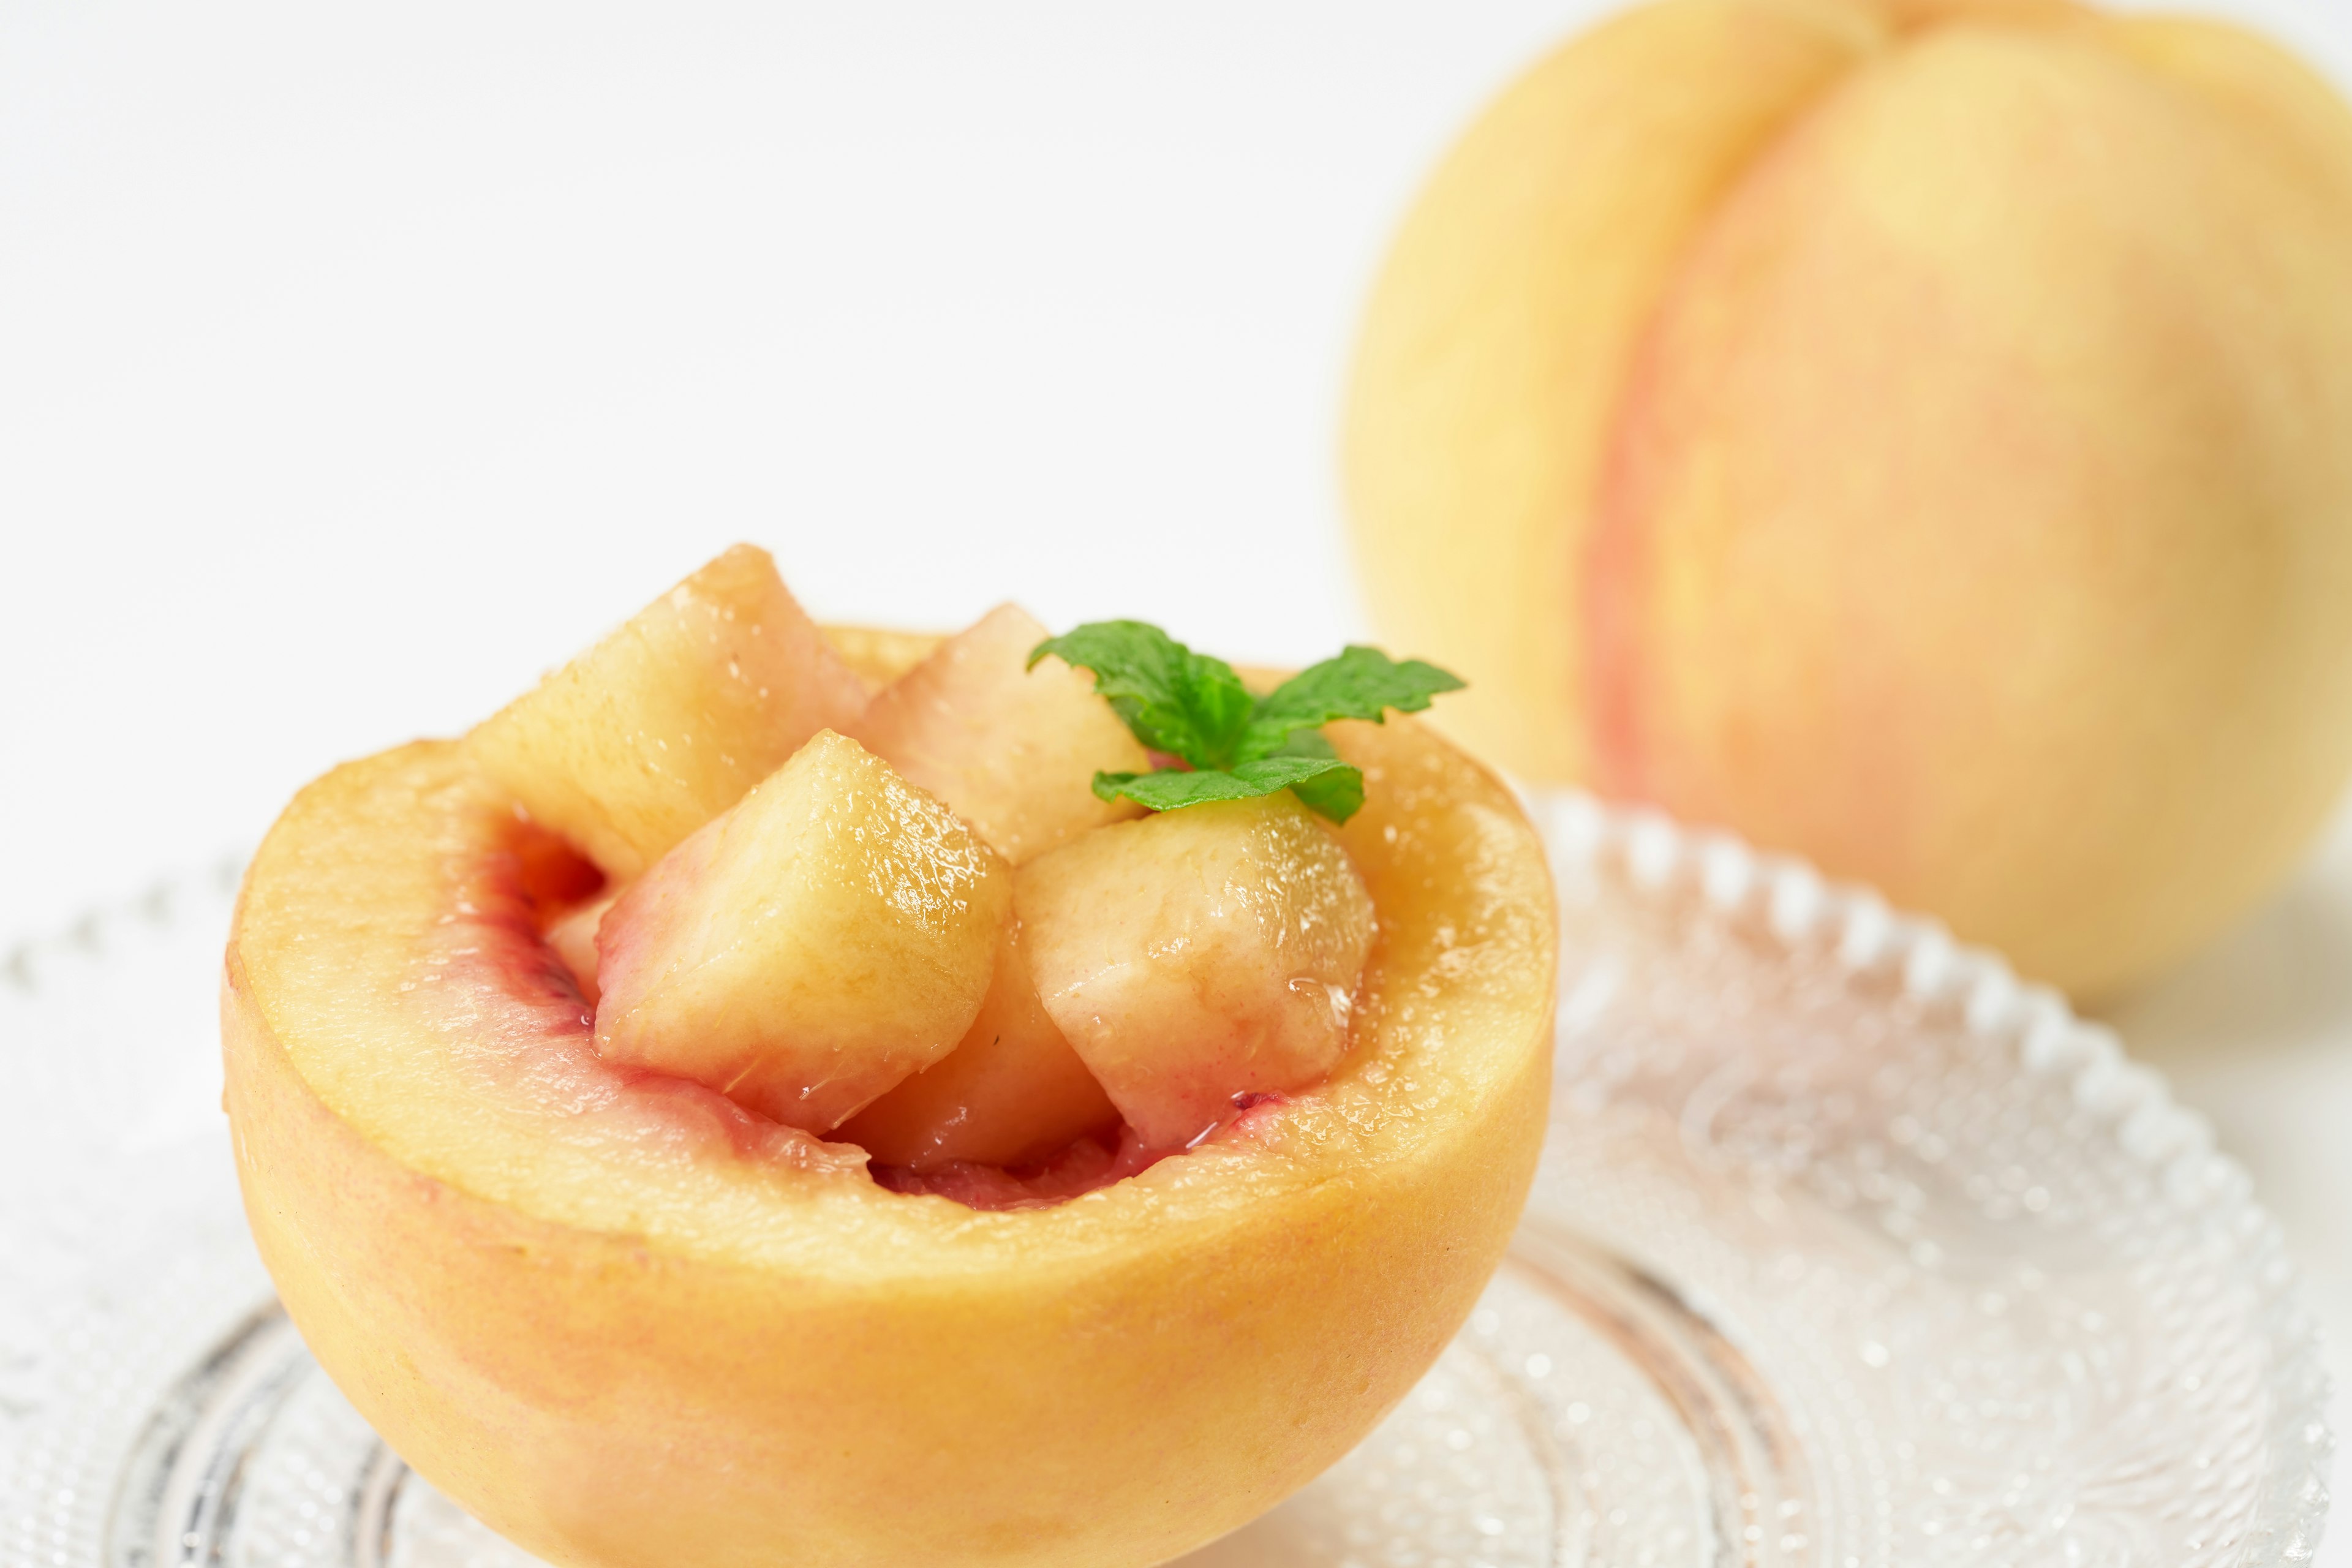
[{"left": 1348, "top": 0, "right": 2352, "bottom": 1002}]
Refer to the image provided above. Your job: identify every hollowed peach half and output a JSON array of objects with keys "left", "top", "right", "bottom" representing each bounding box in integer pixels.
[{"left": 222, "top": 693, "right": 1555, "bottom": 1567}]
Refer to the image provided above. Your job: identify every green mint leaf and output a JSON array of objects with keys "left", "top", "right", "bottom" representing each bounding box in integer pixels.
[
  {"left": 1265, "top": 726, "right": 1338, "bottom": 760},
  {"left": 1261, "top": 729, "right": 1366, "bottom": 821},
  {"left": 1237, "top": 645, "right": 1466, "bottom": 764},
  {"left": 1032, "top": 621, "right": 1254, "bottom": 769},
  {"left": 1091, "top": 755, "right": 1365, "bottom": 822},
  {"left": 1279, "top": 765, "right": 1366, "bottom": 823},
  {"left": 1044, "top": 621, "right": 1459, "bottom": 825}
]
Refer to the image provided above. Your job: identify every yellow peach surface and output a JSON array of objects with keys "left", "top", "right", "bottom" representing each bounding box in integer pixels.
[
  {"left": 222, "top": 712, "right": 1553, "bottom": 1567},
  {"left": 1346, "top": 0, "right": 2352, "bottom": 998}
]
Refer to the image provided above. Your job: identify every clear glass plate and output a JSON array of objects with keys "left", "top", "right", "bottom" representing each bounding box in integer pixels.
[{"left": 0, "top": 793, "right": 2331, "bottom": 1568}]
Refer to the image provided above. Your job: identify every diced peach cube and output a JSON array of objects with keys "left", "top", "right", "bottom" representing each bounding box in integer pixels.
[
  {"left": 848, "top": 603, "right": 1149, "bottom": 864},
  {"left": 1017, "top": 795, "right": 1378, "bottom": 1150},
  {"left": 821, "top": 624, "right": 947, "bottom": 696},
  {"left": 838, "top": 919, "right": 1118, "bottom": 1170},
  {"left": 469, "top": 545, "right": 868, "bottom": 879},
  {"left": 594, "top": 732, "right": 1009, "bottom": 1133},
  {"left": 542, "top": 888, "right": 619, "bottom": 1006}
]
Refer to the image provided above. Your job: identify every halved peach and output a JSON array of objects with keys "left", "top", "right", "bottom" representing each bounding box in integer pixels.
[{"left": 223, "top": 690, "right": 1554, "bottom": 1567}]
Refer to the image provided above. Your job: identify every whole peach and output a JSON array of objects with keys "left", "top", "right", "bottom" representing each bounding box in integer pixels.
[{"left": 1344, "top": 0, "right": 2352, "bottom": 998}]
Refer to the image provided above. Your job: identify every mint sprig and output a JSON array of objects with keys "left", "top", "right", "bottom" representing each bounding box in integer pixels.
[{"left": 1030, "top": 622, "right": 1463, "bottom": 824}]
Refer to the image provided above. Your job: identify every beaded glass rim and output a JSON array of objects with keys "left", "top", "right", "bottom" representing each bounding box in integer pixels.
[
  {"left": 1525, "top": 786, "right": 2334, "bottom": 1564},
  {"left": 1538, "top": 791, "right": 2273, "bottom": 1186}
]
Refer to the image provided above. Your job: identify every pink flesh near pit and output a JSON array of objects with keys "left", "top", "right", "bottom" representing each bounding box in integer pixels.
[{"left": 507, "top": 829, "right": 1317, "bottom": 1210}]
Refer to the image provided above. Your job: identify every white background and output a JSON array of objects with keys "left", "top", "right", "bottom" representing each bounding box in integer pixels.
[{"left": 5, "top": 2, "right": 2350, "bottom": 1559}]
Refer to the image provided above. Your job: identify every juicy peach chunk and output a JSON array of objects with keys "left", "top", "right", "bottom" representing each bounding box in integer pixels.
[
  {"left": 821, "top": 624, "right": 946, "bottom": 695},
  {"left": 595, "top": 731, "right": 1009, "bottom": 1133},
  {"left": 543, "top": 888, "right": 618, "bottom": 1006},
  {"left": 838, "top": 919, "right": 1118, "bottom": 1170},
  {"left": 1018, "top": 794, "right": 1378, "bottom": 1150},
  {"left": 848, "top": 603, "right": 1149, "bottom": 864},
  {"left": 468, "top": 545, "right": 868, "bottom": 880}
]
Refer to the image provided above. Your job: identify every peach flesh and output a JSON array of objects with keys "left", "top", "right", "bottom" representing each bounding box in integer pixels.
[
  {"left": 592, "top": 731, "right": 1010, "bottom": 1134},
  {"left": 1018, "top": 794, "right": 1378, "bottom": 1152},
  {"left": 467, "top": 544, "right": 869, "bottom": 882},
  {"left": 846, "top": 602, "right": 1150, "bottom": 865},
  {"left": 516, "top": 673, "right": 1386, "bottom": 1197},
  {"left": 538, "top": 894, "right": 1125, "bottom": 1196},
  {"left": 543, "top": 888, "right": 614, "bottom": 1006},
  {"left": 838, "top": 918, "right": 1120, "bottom": 1172}
]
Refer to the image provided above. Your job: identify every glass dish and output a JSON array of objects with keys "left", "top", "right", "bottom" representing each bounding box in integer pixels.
[{"left": 0, "top": 792, "right": 2330, "bottom": 1567}]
